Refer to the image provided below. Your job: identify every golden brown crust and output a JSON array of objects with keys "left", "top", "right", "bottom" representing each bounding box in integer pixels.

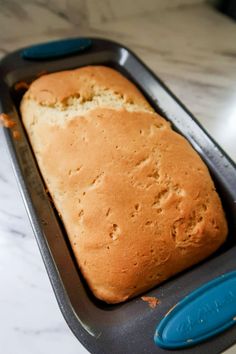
[{"left": 20, "top": 66, "right": 228, "bottom": 304}]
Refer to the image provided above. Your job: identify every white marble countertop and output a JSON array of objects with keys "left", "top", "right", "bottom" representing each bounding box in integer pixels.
[{"left": 0, "top": 1, "right": 236, "bottom": 354}]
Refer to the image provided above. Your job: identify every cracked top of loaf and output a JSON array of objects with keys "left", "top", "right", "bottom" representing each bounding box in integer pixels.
[{"left": 20, "top": 66, "right": 228, "bottom": 304}]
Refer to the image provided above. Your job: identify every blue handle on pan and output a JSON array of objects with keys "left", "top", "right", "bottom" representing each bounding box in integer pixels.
[
  {"left": 154, "top": 271, "right": 236, "bottom": 349},
  {"left": 22, "top": 38, "right": 92, "bottom": 60}
]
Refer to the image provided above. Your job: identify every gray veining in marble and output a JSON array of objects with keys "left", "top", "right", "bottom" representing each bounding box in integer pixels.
[{"left": 0, "top": 1, "right": 236, "bottom": 353}]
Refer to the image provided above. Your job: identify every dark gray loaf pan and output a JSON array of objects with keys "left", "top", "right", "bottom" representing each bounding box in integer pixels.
[{"left": 0, "top": 38, "right": 236, "bottom": 354}]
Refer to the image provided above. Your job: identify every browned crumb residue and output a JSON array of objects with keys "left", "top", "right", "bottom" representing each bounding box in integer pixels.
[
  {"left": 36, "top": 70, "right": 48, "bottom": 78},
  {"left": 141, "top": 296, "right": 160, "bottom": 309},
  {"left": 0, "top": 113, "right": 16, "bottom": 128},
  {"left": 0, "top": 113, "right": 20, "bottom": 140},
  {"left": 13, "top": 130, "right": 21, "bottom": 140},
  {"left": 14, "top": 80, "right": 30, "bottom": 91}
]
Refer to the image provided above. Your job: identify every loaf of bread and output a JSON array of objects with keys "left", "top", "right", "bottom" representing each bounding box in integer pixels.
[{"left": 20, "top": 66, "right": 228, "bottom": 304}]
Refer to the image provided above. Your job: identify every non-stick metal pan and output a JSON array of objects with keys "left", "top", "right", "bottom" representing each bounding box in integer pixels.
[{"left": 0, "top": 38, "right": 236, "bottom": 354}]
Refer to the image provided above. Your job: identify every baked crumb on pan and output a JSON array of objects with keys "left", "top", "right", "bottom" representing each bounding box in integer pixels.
[
  {"left": 0, "top": 113, "right": 16, "bottom": 128},
  {"left": 14, "top": 81, "right": 30, "bottom": 91},
  {"left": 141, "top": 296, "right": 160, "bottom": 308},
  {"left": 12, "top": 130, "right": 20, "bottom": 140}
]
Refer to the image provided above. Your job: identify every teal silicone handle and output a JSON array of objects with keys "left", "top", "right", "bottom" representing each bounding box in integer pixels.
[
  {"left": 154, "top": 271, "right": 236, "bottom": 349},
  {"left": 22, "top": 38, "right": 92, "bottom": 60}
]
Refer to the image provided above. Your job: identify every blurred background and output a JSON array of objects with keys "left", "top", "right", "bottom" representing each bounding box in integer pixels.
[{"left": 0, "top": 1, "right": 236, "bottom": 354}]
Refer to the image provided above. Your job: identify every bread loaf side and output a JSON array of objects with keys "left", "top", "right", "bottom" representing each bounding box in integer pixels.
[{"left": 20, "top": 66, "right": 228, "bottom": 303}]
